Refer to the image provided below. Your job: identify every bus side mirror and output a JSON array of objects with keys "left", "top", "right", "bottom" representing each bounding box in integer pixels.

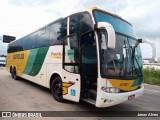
[
  {"left": 95, "top": 22, "right": 116, "bottom": 49},
  {"left": 138, "top": 38, "right": 156, "bottom": 62}
]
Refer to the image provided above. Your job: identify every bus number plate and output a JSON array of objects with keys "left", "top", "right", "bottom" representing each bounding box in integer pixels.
[{"left": 128, "top": 95, "right": 135, "bottom": 101}]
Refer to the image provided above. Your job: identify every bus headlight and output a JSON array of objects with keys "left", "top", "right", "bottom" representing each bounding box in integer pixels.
[{"left": 101, "top": 86, "right": 120, "bottom": 93}]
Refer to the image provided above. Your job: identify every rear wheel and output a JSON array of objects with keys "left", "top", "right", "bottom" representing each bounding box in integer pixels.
[
  {"left": 51, "top": 77, "right": 64, "bottom": 102},
  {"left": 11, "top": 68, "right": 14, "bottom": 78},
  {"left": 12, "top": 68, "right": 18, "bottom": 80}
]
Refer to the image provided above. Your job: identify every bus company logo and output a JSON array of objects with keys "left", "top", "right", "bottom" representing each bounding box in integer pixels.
[
  {"left": 50, "top": 52, "right": 62, "bottom": 58},
  {"left": 120, "top": 83, "right": 129, "bottom": 86},
  {"left": 13, "top": 53, "right": 24, "bottom": 59}
]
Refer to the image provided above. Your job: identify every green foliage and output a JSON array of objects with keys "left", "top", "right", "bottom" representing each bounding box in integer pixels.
[{"left": 143, "top": 68, "right": 160, "bottom": 85}]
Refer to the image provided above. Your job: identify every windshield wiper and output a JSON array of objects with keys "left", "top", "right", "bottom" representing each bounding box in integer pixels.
[{"left": 131, "top": 44, "right": 142, "bottom": 76}]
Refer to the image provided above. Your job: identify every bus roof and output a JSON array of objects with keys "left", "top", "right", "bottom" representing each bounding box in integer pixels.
[{"left": 10, "top": 7, "right": 131, "bottom": 44}]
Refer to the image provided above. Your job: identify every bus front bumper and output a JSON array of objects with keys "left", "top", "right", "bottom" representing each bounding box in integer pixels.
[{"left": 96, "top": 86, "right": 144, "bottom": 107}]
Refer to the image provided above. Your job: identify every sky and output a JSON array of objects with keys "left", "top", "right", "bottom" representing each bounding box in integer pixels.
[{"left": 0, "top": 0, "right": 160, "bottom": 59}]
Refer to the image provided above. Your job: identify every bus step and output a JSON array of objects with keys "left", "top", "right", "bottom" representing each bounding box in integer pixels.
[
  {"left": 88, "top": 89, "right": 97, "bottom": 100},
  {"left": 92, "top": 83, "right": 97, "bottom": 89},
  {"left": 82, "top": 98, "right": 96, "bottom": 105},
  {"left": 89, "top": 89, "right": 97, "bottom": 94},
  {"left": 93, "top": 83, "right": 97, "bottom": 86}
]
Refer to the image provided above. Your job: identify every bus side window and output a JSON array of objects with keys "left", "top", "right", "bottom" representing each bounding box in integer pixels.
[
  {"left": 28, "top": 32, "right": 37, "bottom": 49},
  {"left": 49, "top": 19, "right": 67, "bottom": 45},
  {"left": 7, "top": 44, "right": 11, "bottom": 53},
  {"left": 16, "top": 40, "right": 23, "bottom": 51},
  {"left": 69, "top": 14, "right": 81, "bottom": 35},
  {"left": 63, "top": 34, "right": 79, "bottom": 73},
  {"left": 80, "top": 12, "right": 93, "bottom": 35},
  {"left": 37, "top": 27, "right": 49, "bottom": 47},
  {"left": 21, "top": 36, "right": 28, "bottom": 50}
]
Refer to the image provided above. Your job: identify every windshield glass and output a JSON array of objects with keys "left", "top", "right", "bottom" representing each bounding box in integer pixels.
[
  {"left": 94, "top": 10, "right": 143, "bottom": 79},
  {"left": 94, "top": 10, "right": 136, "bottom": 38},
  {"left": 98, "top": 30, "right": 143, "bottom": 79}
]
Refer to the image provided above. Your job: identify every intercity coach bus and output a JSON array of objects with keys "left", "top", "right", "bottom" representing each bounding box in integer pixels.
[{"left": 6, "top": 7, "right": 152, "bottom": 107}]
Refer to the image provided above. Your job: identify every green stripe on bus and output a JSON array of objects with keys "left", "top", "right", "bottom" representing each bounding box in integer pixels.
[
  {"left": 23, "top": 47, "right": 49, "bottom": 76},
  {"left": 131, "top": 78, "right": 143, "bottom": 87},
  {"left": 23, "top": 49, "right": 38, "bottom": 75},
  {"left": 28, "top": 47, "right": 49, "bottom": 76}
]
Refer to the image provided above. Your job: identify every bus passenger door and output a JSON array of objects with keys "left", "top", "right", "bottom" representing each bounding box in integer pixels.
[
  {"left": 62, "top": 34, "right": 80, "bottom": 102},
  {"left": 80, "top": 31, "right": 98, "bottom": 102}
]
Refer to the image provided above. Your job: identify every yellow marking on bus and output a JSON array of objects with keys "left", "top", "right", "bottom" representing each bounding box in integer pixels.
[
  {"left": 6, "top": 50, "right": 30, "bottom": 77},
  {"left": 50, "top": 56, "right": 62, "bottom": 59},
  {"left": 108, "top": 79, "right": 139, "bottom": 91},
  {"left": 50, "top": 52, "right": 62, "bottom": 59},
  {"left": 62, "top": 82, "right": 73, "bottom": 95}
]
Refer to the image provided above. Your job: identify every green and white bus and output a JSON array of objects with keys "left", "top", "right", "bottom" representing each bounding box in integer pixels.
[{"left": 7, "top": 7, "right": 149, "bottom": 107}]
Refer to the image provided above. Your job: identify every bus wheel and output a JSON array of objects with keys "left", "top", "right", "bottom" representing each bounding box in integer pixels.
[
  {"left": 11, "top": 69, "right": 14, "bottom": 78},
  {"left": 51, "top": 77, "right": 64, "bottom": 102},
  {"left": 12, "top": 68, "right": 18, "bottom": 80}
]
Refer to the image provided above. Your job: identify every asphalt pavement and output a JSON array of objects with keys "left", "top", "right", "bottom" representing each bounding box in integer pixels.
[{"left": 0, "top": 66, "right": 159, "bottom": 120}]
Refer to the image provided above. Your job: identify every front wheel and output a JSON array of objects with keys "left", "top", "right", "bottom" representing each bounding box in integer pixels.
[{"left": 51, "top": 77, "right": 64, "bottom": 102}]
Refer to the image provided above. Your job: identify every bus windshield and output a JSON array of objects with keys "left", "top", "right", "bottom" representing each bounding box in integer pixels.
[
  {"left": 94, "top": 10, "right": 136, "bottom": 38},
  {"left": 94, "top": 11, "right": 143, "bottom": 79}
]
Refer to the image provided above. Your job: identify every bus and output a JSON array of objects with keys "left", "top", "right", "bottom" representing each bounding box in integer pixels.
[
  {"left": 0, "top": 56, "right": 6, "bottom": 67},
  {"left": 6, "top": 7, "right": 152, "bottom": 107}
]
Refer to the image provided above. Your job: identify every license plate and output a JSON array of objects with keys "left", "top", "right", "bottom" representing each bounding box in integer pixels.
[{"left": 128, "top": 95, "right": 135, "bottom": 101}]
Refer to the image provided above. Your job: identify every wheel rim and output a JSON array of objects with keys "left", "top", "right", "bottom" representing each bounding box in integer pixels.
[{"left": 54, "top": 83, "right": 62, "bottom": 97}]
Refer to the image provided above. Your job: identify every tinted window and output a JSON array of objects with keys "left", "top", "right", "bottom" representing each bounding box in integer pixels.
[
  {"left": 81, "top": 31, "right": 97, "bottom": 63},
  {"left": 37, "top": 27, "right": 49, "bottom": 47},
  {"left": 8, "top": 43, "right": 12, "bottom": 53},
  {"left": 80, "top": 12, "right": 93, "bottom": 34},
  {"left": 12, "top": 41, "right": 18, "bottom": 52},
  {"left": 16, "top": 40, "right": 23, "bottom": 51},
  {"left": 11, "top": 42, "right": 17, "bottom": 52},
  {"left": 69, "top": 14, "right": 81, "bottom": 35},
  {"left": 63, "top": 34, "right": 79, "bottom": 73},
  {"left": 94, "top": 11, "right": 136, "bottom": 37},
  {"left": 21, "top": 36, "right": 28, "bottom": 50},
  {"left": 49, "top": 19, "right": 67, "bottom": 45},
  {"left": 28, "top": 32, "right": 37, "bottom": 49}
]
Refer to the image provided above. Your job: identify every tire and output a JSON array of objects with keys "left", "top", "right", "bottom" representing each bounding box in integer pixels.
[
  {"left": 51, "top": 77, "right": 64, "bottom": 102},
  {"left": 12, "top": 68, "right": 18, "bottom": 80},
  {"left": 11, "top": 69, "right": 14, "bottom": 78}
]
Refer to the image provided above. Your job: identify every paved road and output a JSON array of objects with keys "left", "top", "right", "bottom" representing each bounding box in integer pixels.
[{"left": 0, "top": 67, "right": 160, "bottom": 120}]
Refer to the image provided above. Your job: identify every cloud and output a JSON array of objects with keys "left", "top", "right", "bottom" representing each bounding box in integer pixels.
[
  {"left": 7, "top": 0, "right": 53, "bottom": 7},
  {"left": 0, "top": 0, "right": 159, "bottom": 58},
  {"left": 76, "top": 0, "right": 128, "bottom": 13},
  {"left": 0, "top": 1, "right": 59, "bottom": 38},
  {"left": 75, "top": 0, "right": 160, "bottom": 40},
  {"left": 119, "top": 0, "right": 160, "bottom": 40}
]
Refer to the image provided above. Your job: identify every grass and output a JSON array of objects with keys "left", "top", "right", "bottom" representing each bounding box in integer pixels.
[{"left": 143, "top": 68, "right": 160, "bottom": 85}]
